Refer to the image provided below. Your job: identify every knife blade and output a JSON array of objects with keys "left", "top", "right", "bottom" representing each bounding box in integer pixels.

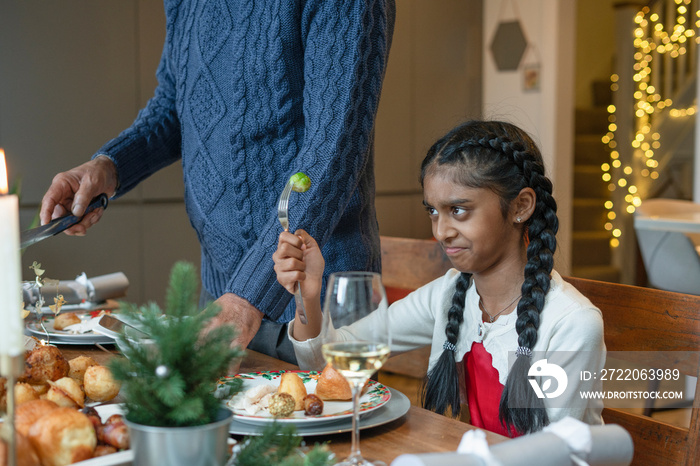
[
  {"left": 20, "top": 194, "right": 109, "bottom": 249},
  {"left": 94, "top": 313, "right": 150, "bottom": 339}
]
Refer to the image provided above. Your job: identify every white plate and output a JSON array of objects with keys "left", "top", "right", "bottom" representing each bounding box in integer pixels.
[
  {"left": 25, "top": 311, "right": 116, "bottom": 345},
  {"left": 223, "top": 370, "right": 391, "bottom": 426},
  {"left": 228, "top": 386, "right": 410, "bottom": 436}
]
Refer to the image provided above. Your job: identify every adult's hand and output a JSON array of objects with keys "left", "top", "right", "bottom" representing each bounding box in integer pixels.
[
  {"left": 39, "top": 155, "right": 118, "bottom": 236},
  {"left": 205, "top": 292, "right": 264, "bottom": 374}
]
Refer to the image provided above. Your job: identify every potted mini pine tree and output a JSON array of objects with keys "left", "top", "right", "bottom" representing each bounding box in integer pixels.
[
  {"left": 110, "top": 261, "right": 336, "bottom": 465},
  {"left": 109, "top": 261, "right": 244, "bottom": 466}
]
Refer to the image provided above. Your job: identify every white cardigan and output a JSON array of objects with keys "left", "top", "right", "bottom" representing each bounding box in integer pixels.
[{"left": 289, "top": 269, "right": 606, "bottom": 425}]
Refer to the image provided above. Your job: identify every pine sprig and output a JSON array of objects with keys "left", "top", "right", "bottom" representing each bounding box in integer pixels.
[
  {"left": 109, "top": 261, "right": 244, "bottom": 427},
  {"left": 233, "top": 424, "right": 335, "bottom": 466}
]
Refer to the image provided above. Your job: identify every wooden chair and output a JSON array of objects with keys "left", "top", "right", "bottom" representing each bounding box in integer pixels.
[
  {"left": 379, "top": 236, "right": 452, "bottom": 377},
  {"left": 564, "top": 276, "right": 700, "bottom": 466}
]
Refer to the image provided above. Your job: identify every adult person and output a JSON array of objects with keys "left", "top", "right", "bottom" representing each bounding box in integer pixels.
[{"left": 39, "top": 1, "right": 396, "bottom": 364}]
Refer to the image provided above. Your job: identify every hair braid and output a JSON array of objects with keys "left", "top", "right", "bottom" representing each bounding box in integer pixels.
[
  {"left": 420, "top": 272, "right": 471, "bottom": 416},
  {"left": 496, "top": 132, "right": 558, "bottom": 435}
]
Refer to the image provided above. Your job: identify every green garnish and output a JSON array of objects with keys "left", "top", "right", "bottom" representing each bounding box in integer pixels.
[{"left": 290, "top": 172, "right": 311, "bottom": 192}]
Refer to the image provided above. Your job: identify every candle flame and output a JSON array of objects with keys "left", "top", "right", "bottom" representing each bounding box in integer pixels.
[{"left": 0, "top": 148, "right": 8, "bottom": 194}]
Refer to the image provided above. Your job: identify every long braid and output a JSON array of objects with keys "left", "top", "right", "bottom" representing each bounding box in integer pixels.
[
  {"left": 496, "top": 137, "right": 558, "bottom": 435},
  {"left": 420, "top": 272, "right": 471, "bottom": 416},
  {"left": 420, "top": 120, "right": 558, "bottom": 434}
]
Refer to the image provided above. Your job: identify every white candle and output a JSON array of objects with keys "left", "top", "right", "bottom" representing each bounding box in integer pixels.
[{"left": 0, "top": 148, "right": 24, "bottom": 357}]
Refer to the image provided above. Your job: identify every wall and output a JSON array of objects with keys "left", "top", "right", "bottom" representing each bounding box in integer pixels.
[
  {"left": 575, "top": 0, "right": 617, "bottom": 108},
  {"left": 483, "top": 0, "right": 576, "bottom": 274},
  {"left": 0, "top": 0, "right": 482, "bottom": 306}
]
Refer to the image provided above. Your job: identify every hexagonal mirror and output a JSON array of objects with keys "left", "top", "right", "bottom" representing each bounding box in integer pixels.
[{"left": 490, "top": 21, "right": 528, "bottom": 71}]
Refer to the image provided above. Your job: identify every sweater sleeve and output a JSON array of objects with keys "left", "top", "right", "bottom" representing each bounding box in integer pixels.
[
  {"left": 224, "top": 0, "right": 395, "bottom": 319},
  {"left": 91, "top": 24, "right": 182, "bottom": 197}
]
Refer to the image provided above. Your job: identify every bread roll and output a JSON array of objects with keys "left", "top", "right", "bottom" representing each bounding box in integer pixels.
[
  {"left": 28, "top": 407, "right": 96, "bottom": 466},
  {"left": 277, "top": 372, "right": 307, "bottom": 411},
  {"left": 315, "top": 363, "right": 352, "bottom": 401},
  {"left": 83, "top": 365, "right": 121, "bottom": 402},
  {"left": 15, "top": 399, "right": 59, "bottom": 437},
  {"left": 53, "top": 312, "right": 81, "bottom": 331}
]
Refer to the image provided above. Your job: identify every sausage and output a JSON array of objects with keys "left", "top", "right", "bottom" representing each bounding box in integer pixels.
[{"left": 303, "top": 394, "right": 323, "bottom": 416}]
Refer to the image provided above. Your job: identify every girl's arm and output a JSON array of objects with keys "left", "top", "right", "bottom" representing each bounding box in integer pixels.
[{"left": 273, "top": 230, "right": 325, "bottom": 341}]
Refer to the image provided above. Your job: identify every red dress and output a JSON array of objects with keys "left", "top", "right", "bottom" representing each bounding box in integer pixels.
[{"left": 464, "top": 341, "right": 521, "bottom": 438}]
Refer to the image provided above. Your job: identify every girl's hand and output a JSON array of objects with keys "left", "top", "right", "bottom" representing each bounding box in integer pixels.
[{"left": 273, "top": 229, "right": 325, "bottom": 302}]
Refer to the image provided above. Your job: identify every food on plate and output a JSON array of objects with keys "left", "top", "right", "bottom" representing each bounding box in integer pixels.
[
  {"left": 45, "top": 377, "right": 85, "bottom": 409},
  {"left": 101, "top": 414, "right": 130, "bottom": 450},
  {"left": 315, "top": 363, "right": 352, "bottom": 401},
  {"left": 303, "top": 394, "right": 324, "bottom": 416},
  {"left": 80, "top": 407, "right": 130, "bottom": 452},
  {"left": 290, "top": 172, "right": 311, "bottom": 192},
  {"left": 93, "top": 445, "right": 118, "bottom": 457},
  {"left": 14, "top": 382, "right": 40, "bottom": 405},
  {"left": 277, "top": 372, "right": 307, "bottom": 410},
  {"left": 227, "top": 384, "right": 276, "bottom": 415},
  {"left": 20, "top": 345, "right": 70, "bottom": 386},
  {"left": 1, "top": 380, "right": 40, "bottom": 412},
  {"left": 83, "top": 365, "right": 121, "bottom": 402},
  {"left": 53, "top": 312, "right": 81, "bottom": 330},
  {"left": 29, "top": 383, "right": 49, "bottom": 396},
  {"left": 6, "top": 345, "right": 129, "bottom": 464},
  {"left": 15, "top": 399, "right": 60, "bottom": 437},
  {"left": 68, "top": 355, "right": 99, "bottom": 382},
  {"left": 0, "top": 431, "right": 41, "bottom": 466},
  {"left": 268, "top": 392, "right": 295, "bottom": 417},
  {"left": 27, "top": 407, "right": 97, "bottom": 466}
]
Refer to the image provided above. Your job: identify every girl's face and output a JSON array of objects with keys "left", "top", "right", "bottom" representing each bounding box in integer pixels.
[{"left": 423, "top": 170, "right": 524, "bottom": 276}]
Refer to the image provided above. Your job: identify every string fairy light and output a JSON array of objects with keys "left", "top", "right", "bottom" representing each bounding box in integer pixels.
[{"left": 603, "top": 0, "right": 698, "bottom": 248}]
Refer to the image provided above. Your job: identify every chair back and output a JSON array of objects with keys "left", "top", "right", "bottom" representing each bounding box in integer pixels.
[
  {"left": 634, "top": 198, "right": 700, "bottom": 295},
  {"left": 380, "top": 235, "right": 452, "bottom": 294},
  {"left": 564, "top": 276, "right": 700, "bottom": 466},
  {"left": 379, "top": 236, "right": 452, "bottom": 377}
]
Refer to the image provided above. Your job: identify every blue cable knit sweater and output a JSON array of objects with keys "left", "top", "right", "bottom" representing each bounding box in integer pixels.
[{"left": 94, "top": 0, "right": 395, "bottom": 323}]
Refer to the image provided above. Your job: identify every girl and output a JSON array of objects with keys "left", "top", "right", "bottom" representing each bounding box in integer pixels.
[{"left": 273, "top": 120, "right": 605, "bottom": 437}]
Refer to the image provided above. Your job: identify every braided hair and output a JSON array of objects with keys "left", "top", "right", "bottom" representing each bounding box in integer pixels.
[{"left": 418, "top": 120, "right": 558, "bottom": 435}]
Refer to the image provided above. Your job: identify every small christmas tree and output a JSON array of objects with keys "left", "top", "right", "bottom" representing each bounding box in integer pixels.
[
  {"left": 110, "top": 261, "right": 336, "bottom": 464},
  {"left": 109, "top": 261, "right": 244, "bottom": 427}
]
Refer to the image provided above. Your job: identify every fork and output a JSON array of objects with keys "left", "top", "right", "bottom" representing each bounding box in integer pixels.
[{"left": 277, "top": 179, "right": 308, "bottom": 324}]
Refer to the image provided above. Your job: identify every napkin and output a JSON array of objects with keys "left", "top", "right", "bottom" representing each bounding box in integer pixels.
[
  {"left": 457, "top": 430, "right": 501, "bottom": 465},
  {"left": 542, "top": 417, "right": 592, "bottom": 466},
  {"left": 63, "top": 312, "right": 110, "bottom": 334}
]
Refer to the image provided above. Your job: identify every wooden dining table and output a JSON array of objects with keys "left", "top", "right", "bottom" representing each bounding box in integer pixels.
[{"left": 61, "top": 344, "right": 507, "bottom": 464}]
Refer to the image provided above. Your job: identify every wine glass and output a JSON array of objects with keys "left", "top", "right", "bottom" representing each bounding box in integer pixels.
[{"left": 321, "top": 271, "right": 391, "bottom": 466}]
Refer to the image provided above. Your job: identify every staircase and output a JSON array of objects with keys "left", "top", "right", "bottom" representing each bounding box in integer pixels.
[{"left": 571, "top": 81, "right": 621, "bottom": 282}]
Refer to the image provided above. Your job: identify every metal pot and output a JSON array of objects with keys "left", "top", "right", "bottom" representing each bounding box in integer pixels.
[{"left": 124, "top": 407, "right": 233, "bottom": 466}]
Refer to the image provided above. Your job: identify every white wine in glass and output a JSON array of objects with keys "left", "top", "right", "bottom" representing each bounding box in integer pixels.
[{"left": 321, "top": 272, "right": 391, "bottom": 466}]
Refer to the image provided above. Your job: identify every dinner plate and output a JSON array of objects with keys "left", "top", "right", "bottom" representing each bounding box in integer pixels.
[
  {"left": 223, "top": 370, "right": 391, "bottom": 426},
  {"left": 228, "top": 386, "right": 410, "bottom": 436},
  {"left": 25, "top": 311, "right": 116, "bottom": 345}
]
